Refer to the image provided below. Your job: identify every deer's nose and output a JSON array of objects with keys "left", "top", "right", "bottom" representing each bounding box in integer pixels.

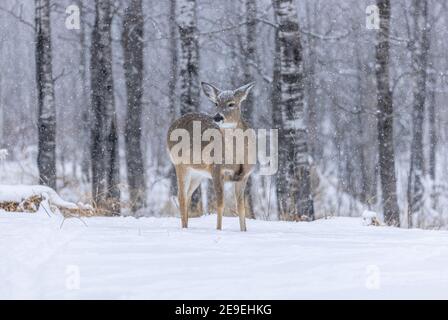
[{"left": 213, "top": 113, "right": 224, "bottom": 123}]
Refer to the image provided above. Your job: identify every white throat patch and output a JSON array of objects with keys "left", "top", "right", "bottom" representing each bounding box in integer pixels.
[{"left": 220, "top": 122, "right": 238, "bottom": 129}]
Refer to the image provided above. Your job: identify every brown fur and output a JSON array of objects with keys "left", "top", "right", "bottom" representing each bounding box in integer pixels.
[{"left": 167, "top": 82, "right": 255, "bottom": 231}]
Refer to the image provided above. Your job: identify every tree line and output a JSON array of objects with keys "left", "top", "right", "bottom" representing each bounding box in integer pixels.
[{"left": 1, "top": 0, "right": 445, "bottom": 227}]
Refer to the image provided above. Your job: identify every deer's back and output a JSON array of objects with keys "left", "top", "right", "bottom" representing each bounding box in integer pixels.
[{"left": 167, "top": 112, "right": 219, "bottom": 150}]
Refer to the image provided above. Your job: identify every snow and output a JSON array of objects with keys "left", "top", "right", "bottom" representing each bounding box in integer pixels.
[
  {"left": 362, "top": 210, "right": 380, "bottom": 226},
  {"left": 0, "top": 185, "right": 86, "bottom": 210},
  {"left": 0, "top": 149, "right": 8, "bottom": 161},
  {"left": 1, "top": 212, "right": 448, "bottom": 299},
  {"left": 362, "top": 210, "right": 377, "bottom": 219}
]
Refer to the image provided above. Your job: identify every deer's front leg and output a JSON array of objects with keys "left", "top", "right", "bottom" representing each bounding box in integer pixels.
[{"left": 235, "top": 178, "right": 248, "bottom": 232}]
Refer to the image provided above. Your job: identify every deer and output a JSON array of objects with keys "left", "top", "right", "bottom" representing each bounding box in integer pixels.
[{"left": 167, "top": 82, "right": 255, "bottom": 231}]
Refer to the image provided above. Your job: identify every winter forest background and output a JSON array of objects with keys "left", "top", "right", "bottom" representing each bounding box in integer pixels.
[{"left": 0, "top": 0, "right": 447, "bottom": 229}]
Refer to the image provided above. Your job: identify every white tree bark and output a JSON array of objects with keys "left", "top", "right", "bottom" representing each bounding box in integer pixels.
[
  {"left": 35, "top": 0, "right": 56, "bottom": 189},
  {"left": 243, "top": 0, "right": 257, "bottom": 219},
  {"left": 273, "top": 0, "right": 314, "bottom": 220},
  {"left": 177, "top": 0, "right": 200, "bottom": 115},
  {"left": 77, "top": 0, "right": 91, "bottom": 184},
  {"left": 375, "top": 0, "right": 400, "bottom": 226},
  {"left": 90, "top": 0, "right": 120, "bottom": 215},
  {"left": 408, "top": 0, "right": 430, "bottom": 227},
  {"left": 168, "top": 0, "right": 179, "bottom": 198},
  {"left": 177, "top": 0, "right": 202, "bottom": 215},
  {"left": 123, "top": 0, "right": 146, "bottom": 213}
]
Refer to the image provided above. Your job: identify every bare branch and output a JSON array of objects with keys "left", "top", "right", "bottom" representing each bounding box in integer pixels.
[
  {"left": 211, "top": 35, "right": 273, "bottom": 83},
  {"left": 0, "top": 4, "right": 35, "bottom": 32}
]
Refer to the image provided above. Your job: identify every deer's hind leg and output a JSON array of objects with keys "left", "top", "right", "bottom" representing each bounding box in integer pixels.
[
  {"left": 235, "top": 177, "right": 248, "bottom": 232},
  {"left": 212, "top": 168, "right": 224, "bottom": 230},
  {"left": 176, "top": 166, "right": 190, "bottom": 228},
  {"left": 187, "top": 175, "right": 203, "bottom": 218}
]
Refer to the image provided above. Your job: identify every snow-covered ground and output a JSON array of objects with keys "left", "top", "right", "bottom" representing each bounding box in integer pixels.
[{"left": 1, "top": 211, "right": 448, "bottom": 299}]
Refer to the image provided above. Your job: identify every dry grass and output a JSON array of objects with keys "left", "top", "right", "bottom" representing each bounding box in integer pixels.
[
  {"left": 59, "top": 206, "right": 97, "bottom": 218},
  {"left": 0, "top": 194, "right": 100, "bottom": 217},
  {"left": 368, "top": 216, "right": 382, "bottom": 226},
  {"left": 0, "top": 195, "right": 43, "bottom": 213},
  {"left": 279, "top": 213, "right": 314, "bottom": 222}
]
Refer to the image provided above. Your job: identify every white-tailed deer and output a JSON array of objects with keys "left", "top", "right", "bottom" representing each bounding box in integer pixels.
[{"left": 167, "top": 82, "right": 255, "bottom": 231}]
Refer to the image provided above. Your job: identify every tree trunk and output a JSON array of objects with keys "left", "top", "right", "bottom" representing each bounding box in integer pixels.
[
  {"left": 407, "top": 0, "right": 429, "bottom": 228},
  {"left": 242, "top": 0, "right": 257, "bottom": 219},
  {"left": 375, "top": 0, "right": 400, "bottom": 226},
  {"left": 177, "top": 0, "right": 200, "bottom": 115},
  {"left": 122, "top": 0, "right": 146, "bottom": 214},
  {"left": 168, "top": 0, "right": 178, "bottom": 199},
  {"left": 355, "top": 48, "right": 369, "bottom": 205},
  {"left": 90, "top": 0, "right": 120, "bottom": 215},
  {"left": 427, "top": 57, "right": 437, "bottom": 210},
  {"left": 272, "top": 0, "right": 314, "bottom": 221},
  {"left": 35, "top": 0, "right": 56, "bottom": 189},
  {"left": 427, "top": 56, "right": 436, "bottom": 182},
  {"left": 305, "top": 1, "right": 318, "bottom": 160},
  {"left": 77, "top": 0, "right": 91, "bottom": 184},
  {"left": 177, "top": 0, "right": 202, "bottom": 216}
]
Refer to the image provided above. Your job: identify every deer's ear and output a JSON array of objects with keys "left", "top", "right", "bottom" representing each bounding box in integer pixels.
[
  {"left": 234, "top": 82, "right": 255, "bottom": 102},
  {"left": 201, "top": 82, "right": 221, "bottom": 103}
]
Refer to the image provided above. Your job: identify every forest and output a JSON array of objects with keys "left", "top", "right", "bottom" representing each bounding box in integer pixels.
[
  {"left": 1, "top": 0, "right": 448, "bottom": 300},
  {"left": 0, "top": 0, "right": 447, "bottom": 228}
]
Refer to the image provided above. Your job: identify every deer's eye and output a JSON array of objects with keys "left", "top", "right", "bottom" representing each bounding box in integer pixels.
[
  {"left": 227, "top": 102, "right": 235, "bottom": 107},
  {"left": 215, "top": 102, "right": 218, "bottom": 107}
]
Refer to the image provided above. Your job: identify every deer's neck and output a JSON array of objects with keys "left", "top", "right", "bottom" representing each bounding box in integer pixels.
[
  {"left": 220, "top": 121, "right": 238, "bottom": 129},
  {"left": 220, "top": 117, "right": 248, "bottom": 129}
]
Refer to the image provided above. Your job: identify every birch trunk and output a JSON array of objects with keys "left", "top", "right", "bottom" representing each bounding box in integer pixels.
[
  {"left": 305, "top": 1, "right": 318, "bottom": 159},
  {"left": 243, "top": 0, "right": 257, "bottom": 219},
  {"left": 177, "top": 0, "right": 200, "bottom": 115},
  {"left": 123, "top": 0, "right": 146, "bottom": 213},
  {"left": 177, "top": 0, "right": 202, "bottom": 216},
  {"left": 375, "top": 0, "right": 400, "bottom": 226},
  {"left": 427, "top": 62, "right": 436, "bottom": 182},
  {"left": 273, "top": 0, "right": 314, "bottom": 220},
  {"left": 77, "top": 0, "right": 91, "bottom": 183},
  {"left": 35, "top": 0, "right": 56, "bottom": 189},
  {"left": 90, "top": 0, "right": 120, "bottom": 215},
  {"left": 168, "top": 0, "right": 178, "bottom": 198},
  {"left": 408, "top": 0, "right": 430, "bottom": 227},
  {"left": 427, "top": 58, "right": 437, "bottom": 210}
]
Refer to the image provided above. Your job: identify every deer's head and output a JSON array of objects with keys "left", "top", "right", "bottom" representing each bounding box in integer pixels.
[{"left": 201, "top": 82, "right": 255, "bottom": 127}]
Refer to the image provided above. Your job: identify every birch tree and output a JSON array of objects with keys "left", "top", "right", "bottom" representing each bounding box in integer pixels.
[
  {"left": 427, "top": 56, "right": 436, "bottom": 183},
  {"left": 407, "top": 0, "right": 430, "bottom": 227},
  {"left": 177, "top": 0, "right": 202, "bottom": 216},
  {"left": 272, "top": 0, "right": 314, "bottom": 220},
  {"left": 242, "top": 0, "right": 257, "bottom": 219},
  {"left": 375, "top": 0, "right": 400, "bottom": 226},
  {"left": 123, "top": 0, "right": 146, "bottom": 213},
  {"left": 304, "top": 1, "right": 318, "bottom": 159},
  {"left": 168, "top": 0, "right": 178, "bottom": 198},
  {"left": 177, "top": 0, "right": 200, "bottom": 115},
  {"left": 77, "top": 0, "right": 90, "bottom": 183},
  {"left": 90, "top": 0, "right": 120, "bottom": 215},
  {"left": 35, "top": 0, "right": 56, "bottom": 189}
]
